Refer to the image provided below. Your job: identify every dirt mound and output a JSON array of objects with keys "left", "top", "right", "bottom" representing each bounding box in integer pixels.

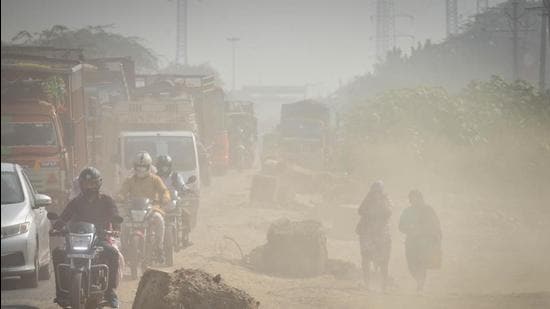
[
  {"left": 132, "top": 268, "right": 259, "bottom": 309},
  {"left": 246, "top": 219, "right": 328, "bottom": 277}
]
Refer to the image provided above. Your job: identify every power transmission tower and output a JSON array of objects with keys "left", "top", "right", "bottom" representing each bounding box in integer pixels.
[
  {"left": 446, "top": 0, "right": 459, "bottom": 37},
  {"left": 176, "top": 0, "right": 189, "bottom": 65},
  {"left": 375, "top": 0, "right": 395, "bottom": 60},
  {"left": 527, "top": 0, "right": 550, "bottom": 91},
  {"left": 483, "top": 1, "right": 538, "bottom": 83},
  {"left": 511, "top": 0, "right": 520, "bottom": 81}
]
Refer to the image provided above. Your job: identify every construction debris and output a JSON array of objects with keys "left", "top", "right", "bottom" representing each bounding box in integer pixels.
[
  {"left": 132, "top": 268, "right": 260, "bottom": 309},
  {"left": 246, "top": 219, "right": 328, "bottom": 277}
]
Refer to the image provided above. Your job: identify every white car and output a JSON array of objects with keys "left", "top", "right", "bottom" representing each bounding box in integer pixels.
[{"left": 1, "top": 162, "right": 52, "bottom": 288}]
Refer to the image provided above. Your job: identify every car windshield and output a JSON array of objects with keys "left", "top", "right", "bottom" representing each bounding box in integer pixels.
[
  {"left": 1, "top": 171, "right": 24, "bottom": 204},
  {"left": 1, "top": 122, "right": 58, "bottom": 146},
  {"left": 124, "top": 136, "right": 197, "bottom": 171}
]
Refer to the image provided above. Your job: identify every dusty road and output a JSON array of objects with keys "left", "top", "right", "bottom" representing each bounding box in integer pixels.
[{"left": 2, "top": 170, "right": 550, "bottom": 308}]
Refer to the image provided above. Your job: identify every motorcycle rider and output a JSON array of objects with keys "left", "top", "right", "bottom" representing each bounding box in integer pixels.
[
  {"left": 117, "top": 151, "right": 171, "bottom": 262},
  {"left": 156, "top": 155, "right": 186, "bottom": 193},
  {"left": 155, "top": 155, "right": 193, "bottom": 246},
  {"left": 51, "top": 167, "right": 121, "bottom": 308}
]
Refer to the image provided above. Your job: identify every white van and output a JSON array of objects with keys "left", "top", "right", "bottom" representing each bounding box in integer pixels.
[{"left": 117, "top": 131, "right": 200, "bottom": 193}]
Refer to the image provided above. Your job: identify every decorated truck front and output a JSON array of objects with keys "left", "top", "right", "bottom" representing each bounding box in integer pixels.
[
  {"left": 1, "top": 55, "right": 87, "bottom": 209},
  {"left": 1, "top": 100, "right": 70, "bottom": 209}
]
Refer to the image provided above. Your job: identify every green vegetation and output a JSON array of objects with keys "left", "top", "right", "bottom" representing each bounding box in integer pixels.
[
  {"left": 338, "top": 77, "right": 550, "bottom": 201},
  {"left": 10, "top": 25, "right": 158, "bottom": 71}
]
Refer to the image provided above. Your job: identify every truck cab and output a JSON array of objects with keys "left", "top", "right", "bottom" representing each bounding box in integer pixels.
[
  {"left": 1, "top": 100, "right": 70, "bottom": 210},
  {"left": 279, "top": 100, "right": 330, "bottom": 170},
  {"left": 117, "top": 131, "right": 201, "bottom": 194}
]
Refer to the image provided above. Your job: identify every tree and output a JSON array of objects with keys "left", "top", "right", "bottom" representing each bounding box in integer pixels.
[
  {"left": 160, "top": 62, "right": 223, "bottom": 86},
  {"left": 10, "top": 25, "right": 158, "bottom": 71}
]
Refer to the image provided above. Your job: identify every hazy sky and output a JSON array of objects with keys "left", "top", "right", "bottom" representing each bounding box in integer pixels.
[{"left": 1, "top": 0, "right": 504, "bottom": 93}]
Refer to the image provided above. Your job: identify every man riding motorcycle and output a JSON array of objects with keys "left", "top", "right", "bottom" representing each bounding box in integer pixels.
[
  {"left": 117, "top": 151, "right": 170, "bottom": 262},
  {"left": 155, "top": 155, "right": 194, "bottom": 247},
  {"left": 156, "top": 155, "right": 186, "bottom": 193},
  {"left": 51, "top": 167, "right": 121, "bottom": 308}
]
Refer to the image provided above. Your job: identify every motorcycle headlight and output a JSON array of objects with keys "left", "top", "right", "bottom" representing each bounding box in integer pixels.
[
  {"left": 1, "top": 222, "right": 30, "bottom": 238},
  {"left": 69, "top": 234, "right": 93, "bottom": 251},
  {"left": 130, "top": 210, "right": 148, "bottom": 222}
]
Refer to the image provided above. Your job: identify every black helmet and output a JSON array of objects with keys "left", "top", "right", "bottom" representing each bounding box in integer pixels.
[
  {"left": 156, "top": 155, "right": 173, "bottom": 177},
  {"left": 78, "top": 167, "right": 102, "bottom": 197},
  {"left": 78, "top": 166, "right": 102, "bottom": 183}
]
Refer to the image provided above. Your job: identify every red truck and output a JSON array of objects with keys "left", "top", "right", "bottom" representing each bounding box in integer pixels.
[{"left": 1, "top": 54, "right": 88, "bottom": 211}]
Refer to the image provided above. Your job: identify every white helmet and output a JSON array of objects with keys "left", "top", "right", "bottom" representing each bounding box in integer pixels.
[{"left": 133, "top": 151, "right": 152, "bottom": 177}]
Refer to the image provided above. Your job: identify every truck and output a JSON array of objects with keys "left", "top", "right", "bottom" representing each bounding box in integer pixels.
[
  {"left": 226, "top": 101, "right": 258, "bottom": 169},
  {"left": 250, "top": 100, "right": 331, "bottom": 205},
  {"left": 135, "top": 74, "right": 229, "bottom": 175},
  {"left": 278, "top": 100, "right": 330, "bottom": 170},
  {"left": 81, "top": 57, "right": 134, "bottom": 178},
  {"left": 97, "top": 75, "right": 200, "bottom": 191},
  {"left": 1, "top": 54, "right": 88, "bottom": 211}
]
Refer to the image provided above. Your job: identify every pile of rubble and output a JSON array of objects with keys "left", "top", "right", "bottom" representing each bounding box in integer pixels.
[
  {"left": 132, "top": 268, "right": 259, "bottom": 309},
  {"left": 246, "top": 219, "right": 328, "bottom": 277}
]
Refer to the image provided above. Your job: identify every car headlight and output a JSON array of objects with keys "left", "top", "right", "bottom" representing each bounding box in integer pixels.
[
  {"left": 1, "top": 222, "right": 30, "bottom": 238},
  {"left": 69, "top": 234, "right": 93, "bottom": 251}
]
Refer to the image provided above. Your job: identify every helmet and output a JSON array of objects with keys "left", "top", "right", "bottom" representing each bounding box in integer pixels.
[
  {"left": 78, "top": 167, "right": 102, "bottom": 198},
  {"left": 156, "top": 155, "right": 173, "bottom": 177},
  {"left": 133, "top": 151, "right": 152, "bottom": 178}
]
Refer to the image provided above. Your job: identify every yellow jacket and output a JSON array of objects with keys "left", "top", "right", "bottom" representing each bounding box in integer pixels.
[{"left": 118, "top": 173, "right": 171, "bottom": 207}]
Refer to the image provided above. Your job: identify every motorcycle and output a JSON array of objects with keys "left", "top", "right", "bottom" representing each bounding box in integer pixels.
[
  {"left": 121, "top": 198, "right": 163, "bottom": 279},
  {"left": 163, "top": 176, "right": 197, "bottom": 266},
  {"left": 47, "top": 212, "right": 123, "bottom": 309}
]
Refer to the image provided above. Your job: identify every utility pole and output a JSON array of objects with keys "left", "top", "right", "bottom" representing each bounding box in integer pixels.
[
  {"left": 540, "top": 10, "right": 548, "bottom": 91},
  {"left": 375, "top": 0, "right": 395, "bottom": 61},
  {"left": 512, "top": 0, "right": 520, "bottom": 81},
  {"left": 176, "top": 0, "right": 189, "bottom": 65},
  {"left": 227, "top": 37, "right": 240, "bottom": 91},
  {"left": 446, "top": 0, "right": 458, "bottom": 37}
]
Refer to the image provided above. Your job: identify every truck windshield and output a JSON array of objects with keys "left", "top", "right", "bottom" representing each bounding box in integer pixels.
[
  {"left": 1, "top": 122, "right": 58, "bottom": 146},
  {"left": 124, "top": 136, "right": 197, "bottom": 171},
  {"left": 1, "top": 172, "right": 24, "bottom": 204},
  {"left": 281, "top": 120, "right": 323, "bottom": 139}
]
